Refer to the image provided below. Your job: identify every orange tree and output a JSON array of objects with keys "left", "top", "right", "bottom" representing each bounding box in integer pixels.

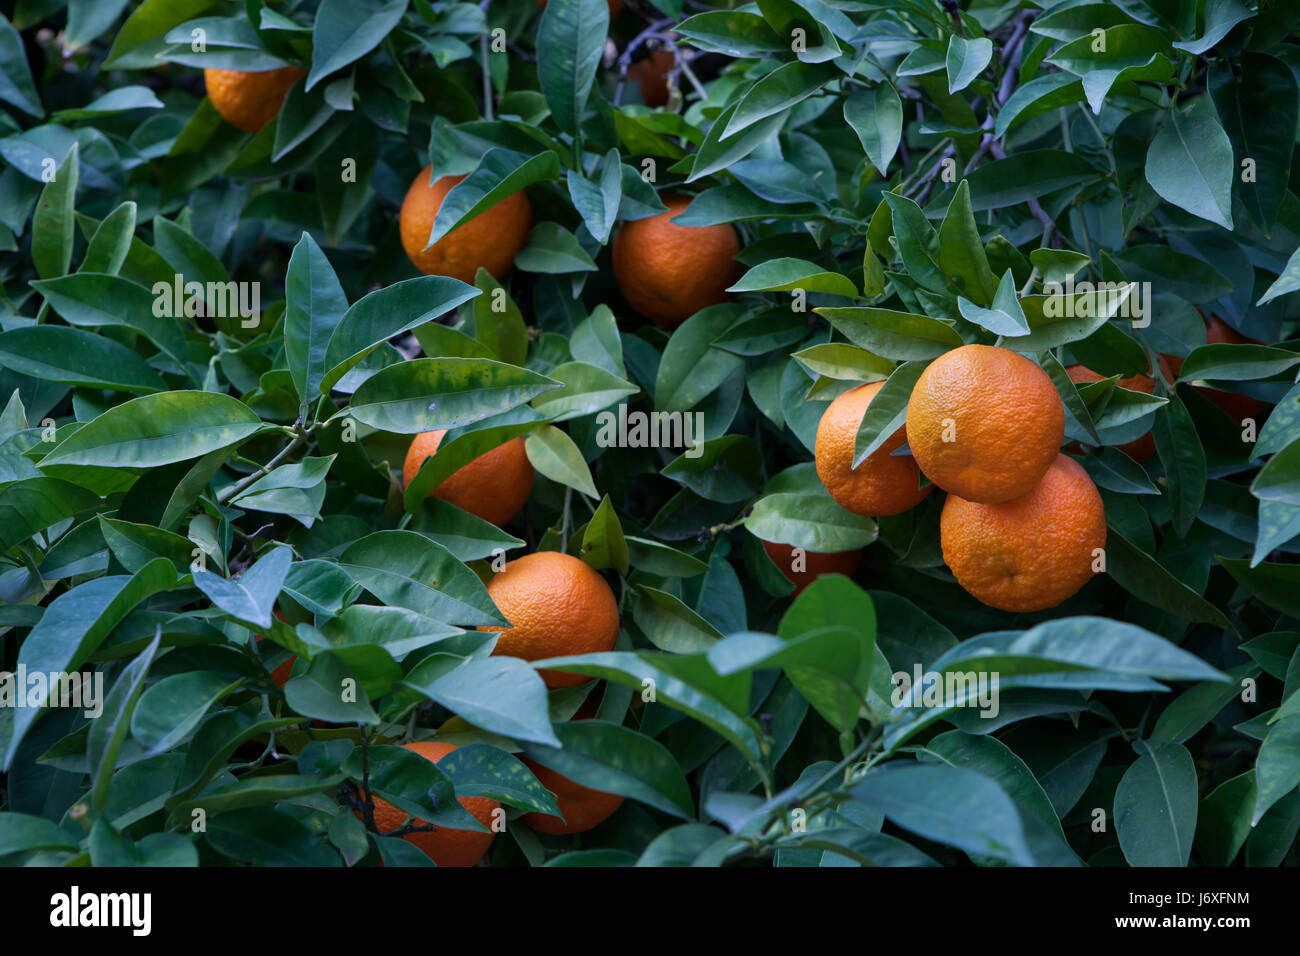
[{"left": 0, "top": 0, "right": 1297, "bottom": 869}]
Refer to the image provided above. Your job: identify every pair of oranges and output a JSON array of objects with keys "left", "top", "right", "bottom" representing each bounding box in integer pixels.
[
  {"left": 399, "top": 171, "right": 739, "bottom": 327},
  {"left": 365, "top": 719, "right": 624, "bottom": 867},
  {"left": 205, "top": 67, "right": 739, "bottom": 327}
]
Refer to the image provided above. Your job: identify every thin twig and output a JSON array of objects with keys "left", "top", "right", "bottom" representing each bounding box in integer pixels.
[{"left": 216, "top": 433, "right": 305, "bottom": 504}]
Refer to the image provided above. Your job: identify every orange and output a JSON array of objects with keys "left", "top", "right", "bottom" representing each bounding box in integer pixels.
[
  {"left": 479, "top": 552, "right": 620, "bottom": 689},
  {"left": 403, "top": 429, "right": 534, "bottom": 527},
  {"left": 204, "top": 66, "right": 305, "bottom": 133},
  {"left": 940, "top": 453, "right": 1105, "bottom": 613},
  {"left": 1065, "top": 365, "right": 1157, "bottom": 462},
  {"left": 628, "top": 49, "right": 674, "bottom": 108},
  {"left": 814, "top": 381, "right": 931, "bottom": 516},
  {"left": 399, "top": 165, "right": 532, "bottom": 284},
  {"left": 906, "top": 344, "right": 1064, "bottom": 504},
  {"left": 362, "top": 741, "right": 499, "bottom": 867},
  {"left": 760, "top": 539, "right": 862, "bottom": 595},
  {"left": 611, "top": 194, "right": 739, "bottom": 328},
  {"left": 519, "top": 757, "right": 624, "bottom": 835}
]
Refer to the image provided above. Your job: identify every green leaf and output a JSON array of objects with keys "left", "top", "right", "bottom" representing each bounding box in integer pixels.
[
  {"left": 935, "top": 150, "right": 1102, "bottom": 214},
  {"left": 409, "top": 657, "right": 561, "bottom": 747},
  {"left": 744, "top": 492, "right": 877, "bottom": 552},
  {"left": 791, "top": 344, "right": 895, "bottom": 383},
  {"left": 853, "top": 361, "right": 926, "bottom": 465},
  {"left": 1105, "top": 531, "right": 1233, "bottom": 628},
  {"left": 994, "top": 73, "right": 1084, "bottom": 138},
  {"left": 532, "top": 651, "right": 764, "bottom": 765},
  {"left": 521, "top": 720, "right": 694, "bottom": 820},
  {"left": 580, "top": 495, "right": 629, "bottom": 576},
  {"left": 817, "top": 307, "right": 963, "bottom": 361},
  {"left": 515, "top": 222, "right": 599, "bottom": 273},
  {"left": 1152, "top": 392, "right": 1206, "bottom": 538},
  {"left": 686, "top": 101, "right": 788, "bottom": 183},
  {"left": 1211, "top": 52, "right": 1296, "bottom": 232},
  {"left": 0, "top": 326, "right": 165, "bottom": 393},
  {"left": 729, "top": 258, "right": 857, "bottom": 298},
  {"left": 851, "top": 764, "right": 1034, "bottom": 866},
  {"left": 30, "top": 273, "right": 191, "bottom": 371},
  {"left": 1253, "top": 716, "right": 1300, "bottom": 825},
  {"left": 0, "top": 477, "right": 101, "bottom": 555},
  {"left": 88, "top": 633, "right": 160, "bottom": 813},
  {"left": 1114, "top": 740, "right": 1198, "bottom": 866},
  {"left": 1257, "top": 244, "right": 1300, "bottom": 307},
  {"left": 957, "top": 270, "right": 1029, "bottom": 337},
  {"left": 4, "top": 559, "right": 176, "bottom": 769},
  {"left": 566, "top": 149, "right": 622, "bottom": 246},
  {"left": 283, "top": 232, "right": 349, "bottom": 406},
  {"left": 341, "top": 358, "right": 559, "bottom": 434},
  {"left": 320, "top": 276, "right": 480, "bottom": 392},
  {"left": 192, "top": 546, "right": 291, "bottom": 629},
  {"left": 946, "top": 35, "right": 992, "bottom": 94},
  {"left": 1174, "top": 0, "right": 1256, "bottom": 54},
  {"left": 340, "top": 529, "right": 504, "bottom": 626},
  {"left": 131, "top": 670, "right": 242, "bottom": 754},
  {"left": 1179, "top": 344, "right": 1300, "bottom": 383},
  {"left": 79, "top": 201, "right": 137, "bottom": 276},
  {"left": 306, "top": 0, "right": 408, "bottom": 90},
  {"left": 32, "top": 143, "right": 77, "bottom": 280},
  {"left": 472, "top": 268, "right": 528, "bottom": 366},
  {"left": 937, "top": 180, "right": 998, "bottom": 305},
  {"left": 428, "top": 148, "right": 558, "bottom": 247},
  {"left": 531, "top": 361, "right": 638, "bottom": 422},
  {"left": 1145, "top": 111, "right": 1235, "bottom": 229},
  {"left": 844, "top": 83, "right": 903, "bottom": 174},
  {"left": 722, "top": 60, "right": 838, "bottom": 140},
  {"left": 1047, "top": 24, "right": 1174, "bottom": 114},
  {"left": 40, "top": 391, "right": 262, "bottom": 469},
  {"left": 524, "top": 425, "right": 599, "bottom": 499},
  {"left": 633, "top": 586, "right": 723, "bottom": 653},
  {"left": 0, "top": 12, "right": 43, "bottom": 116},
  {"left": 661, "top": 435, "right": 761, "bottom": 503},
  {"left": 537, "top": 0, "right": 609, "bottom": 135},
  {"left": 0, "top": 813, "right": 76, "bottom": 856}
]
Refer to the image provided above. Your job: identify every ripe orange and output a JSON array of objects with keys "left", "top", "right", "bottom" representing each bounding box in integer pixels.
[
  {"left": 204, "top": 66, "right": 305, "bottom": 133},
  {"left": 363, "top": 741, "right": 500, "bottom": 867},
  {"left": 628, "top": 49, "right": 674, "bottom": 108},
  {"left": 399, "top": 165, "right": 532, "bottom": 284},
  {"left": 480, "top": 552, "right": 620, "bottom": 689},
  {"left": 940, "top": 453, "right": 1105, "bottom": 613},
  {"left": 519, "top": 757, "right": 624, "bottom": 835},
  {"left": 611, "top": 194, "right": 739, "bottom": 328},
  {"left": 906, "top": 344, "right": 1064, "bottom": 504},
  {"left": 1065, "top": 365, "right": 1157, "bottom": 461},
  {"left": 814, "top": 381, "right": 931, "bottom": 517},
  {"left": 403, "top": 429, "right": 534, "bottom": 527},
  {"left": 760, "top": 539, "right": 862, "bottom": 595}
]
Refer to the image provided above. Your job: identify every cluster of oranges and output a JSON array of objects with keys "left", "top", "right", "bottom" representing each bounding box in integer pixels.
[{"left": 808, "top": 344, "right": 1107, "bottom": 614}]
